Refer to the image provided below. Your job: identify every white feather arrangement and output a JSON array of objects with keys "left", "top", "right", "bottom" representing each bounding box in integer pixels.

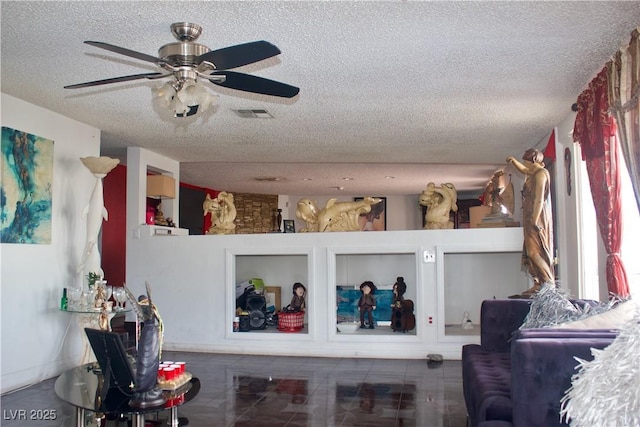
[
  {"left": 560, "top": 303, "right": 640, "bottom": 427},
  {"left": 520, "top": 284, "right": 618, "bottom": 329}
]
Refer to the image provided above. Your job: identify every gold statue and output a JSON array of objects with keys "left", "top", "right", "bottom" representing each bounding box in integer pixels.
[
  {"left": 419, "top": 183, "right": 458, "bottom": 229},
  {"left": 203, "top": 191, "right": 237, "bottom": 235},
  {"left": 154, "top": 203, "right": 169, "bottom": 226},
  {"left": 296, "top": 199, "right": 320, "bottom": 232},
  {"left": 295, "top": 197, "right": 382, "bottom": 232},
  {"left": 98, "top": 302, "right": 110, "bottom": 331},
  {"left": 507, "top": 148, "right": 555, "bottom": 294}
]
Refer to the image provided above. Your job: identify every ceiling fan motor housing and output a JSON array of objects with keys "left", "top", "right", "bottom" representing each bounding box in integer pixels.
[{"left": 158, "top": 42, "right": 211, "bottom": 67}]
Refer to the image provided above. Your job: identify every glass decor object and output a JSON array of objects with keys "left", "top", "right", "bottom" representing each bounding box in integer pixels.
[{"left": 113, "top": 287, "right": 128, "bottom": 311}]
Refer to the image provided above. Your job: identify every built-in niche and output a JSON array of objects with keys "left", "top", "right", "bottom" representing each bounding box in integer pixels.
[
  {"left": 331, "top": 250, "right": 419, "bottom": 337},
  {"left": 436, "top": 247, "right": 528, "bottom": 341},
  {"left": 232, "top": 252, "right": 310, "bottom": 335}
]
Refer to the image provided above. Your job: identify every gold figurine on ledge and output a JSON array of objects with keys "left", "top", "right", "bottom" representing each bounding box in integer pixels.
[
  {"left": 296, "top": 197, "right": 382, "bottom": 232},
  {"left": 203, "top": 191, "right": 237, "bottom": 234},
  {"left": 419, "top": 182, "right": 458, "bottom": 229}
]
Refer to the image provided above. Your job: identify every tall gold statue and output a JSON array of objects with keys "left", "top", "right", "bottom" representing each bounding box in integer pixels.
[{"left": 507, "top": 148, "right": 555, "bottom": 294}]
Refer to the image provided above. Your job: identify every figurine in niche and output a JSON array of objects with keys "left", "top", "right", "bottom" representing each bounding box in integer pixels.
[
  {"left": 391, "top": 277, "right": 415, "bottom": 333},
  {"left": 285, "top": 282, "right": 306, "bottom": 312},
  {"left": 154, "top": 203, "right": 169, "bottom": 226},
  {"left": 358, "top": 281, "right": 377, "bottom": 329},
  {"left": 461, "top": 311, "right": 474, "bottom": 330},
  {"left": 391, "top": 276, "right": 406, "bottom": 308},
  {"left": 203, "top": 191, "right": 237, "bottom": 235},
  {"left": 419, "top": 182, "right": 458, "bottom": 229}
]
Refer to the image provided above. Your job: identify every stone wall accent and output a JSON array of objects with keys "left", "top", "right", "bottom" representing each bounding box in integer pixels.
[{"left": 233, "top": 193, "right": 278, "bottom": 234}]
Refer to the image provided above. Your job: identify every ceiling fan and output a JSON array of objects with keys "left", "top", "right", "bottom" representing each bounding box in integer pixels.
[{"left": 64, "top": 22, "right": 300, "bottom": 117}]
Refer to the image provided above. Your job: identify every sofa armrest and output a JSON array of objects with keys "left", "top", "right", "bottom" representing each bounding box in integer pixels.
[
  {"left": 480, "top": 299, "right": 532, "bottom": 352},
  {"left": 510, "top": 336, "right": 615, "bottom": 427}
]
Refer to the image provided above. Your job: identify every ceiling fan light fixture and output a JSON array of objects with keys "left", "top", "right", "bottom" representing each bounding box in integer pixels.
[
  {"left": 169, "top": 93, "right": 190, "bottom": 117},
  {"left": 177, "top": 79, "right": 203, "bottom": 106},
  {"left": 157, "top": 81, "right": 177, "bottom": 104},
  {"left": 155, "top": 78, "right": 217, "bottom": 117}
]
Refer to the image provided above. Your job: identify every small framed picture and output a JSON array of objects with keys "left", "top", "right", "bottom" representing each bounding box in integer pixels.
[
  {"left": 265, "top": 286, "right": 282, "bottom": 312},
  {"left": 354, "top": 197, "right": 386, "bottom": 231},
  {"left": 283, "top": 219, "right": 295, "bottom": 233}
]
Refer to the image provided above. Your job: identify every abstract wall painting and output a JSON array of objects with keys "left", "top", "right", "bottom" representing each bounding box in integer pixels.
[{"left": 1, "top": 127, "right": 54, "bottom": 244}]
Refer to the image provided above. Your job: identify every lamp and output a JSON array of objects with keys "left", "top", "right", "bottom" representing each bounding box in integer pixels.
[
  {"left": 155, "top": 78, "right": 217, "bottom": 118},
  {"left": 146, "top": 175, "right": 176, "bottom": 199}
]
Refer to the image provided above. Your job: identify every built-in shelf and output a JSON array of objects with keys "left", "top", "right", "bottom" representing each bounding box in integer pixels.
[
  {"left": 227, "top": 249, "right": 312, "bottom": 337},
  {"left": 138, "top": 224, "right": 189, "bottom": 237},
  {"left": 436, "top": 246, "right": 529, "bottom": 343},
  {"left": 129, "top": 228, "right": 525, "bottom": 359},
  {"left": 330, "top": 248, "right": 420, "bottom": 339}
]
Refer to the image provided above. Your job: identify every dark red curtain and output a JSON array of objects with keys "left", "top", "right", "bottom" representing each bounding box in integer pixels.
[{"left": 574, "top": 67, "right": 630, "bottom": 298}]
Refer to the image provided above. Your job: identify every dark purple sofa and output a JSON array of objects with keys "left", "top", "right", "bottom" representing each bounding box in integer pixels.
[{"left": 462, "top": 299, "right": 618, "bottom": 427}]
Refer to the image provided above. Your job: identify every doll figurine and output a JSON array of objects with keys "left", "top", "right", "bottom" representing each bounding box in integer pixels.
[
  {"left": 358, "top": 281, "right": 377, "bottom": 329},
  {"left": 391, "top": 277, "right": 406, "bottom": 308},
  {"left": 288, "top": 282, "right": 306, "bottom": 312}
]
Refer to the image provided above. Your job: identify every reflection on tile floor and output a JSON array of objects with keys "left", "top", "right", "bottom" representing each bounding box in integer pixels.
[{"left": 1, "top": 352, "right": 468, "bottom": 427}]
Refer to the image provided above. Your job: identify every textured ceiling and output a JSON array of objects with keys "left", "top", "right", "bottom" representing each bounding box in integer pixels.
[{"left": 2, "top": 1, "right": 639, "bottom": 196}]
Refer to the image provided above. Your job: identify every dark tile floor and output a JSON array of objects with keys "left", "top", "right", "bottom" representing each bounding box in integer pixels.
[{"left": 1, "top": 352, "right": 468, "bottom": 427}]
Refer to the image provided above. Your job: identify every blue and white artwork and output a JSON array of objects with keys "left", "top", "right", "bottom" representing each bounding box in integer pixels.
[
  {"left": 336, "top": 287, "right": 393, "bottom": 324},
  {"left": 1, "top": 127, "right": 54, "bottom": 244}
]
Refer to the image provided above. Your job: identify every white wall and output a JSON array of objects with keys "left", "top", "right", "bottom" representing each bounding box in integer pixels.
[
  {"left": 1, "top": 93, "right": 100, "bottom": 393},
  {"left": 126, "top": 227, "right": 526, "bottom": 360},
  {"left": 553, "top": 114, "right": 582, "bottom": 297}
]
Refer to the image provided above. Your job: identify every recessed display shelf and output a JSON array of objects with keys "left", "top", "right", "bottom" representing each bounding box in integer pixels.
[
  {"left": 227, "top": 250, "right": 312, "bottom": 337},
  {"left": 330, "top": 249, "right": 420, "bottom": 338}
]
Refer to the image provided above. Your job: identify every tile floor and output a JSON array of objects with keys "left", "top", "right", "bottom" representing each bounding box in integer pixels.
[{"left": 1, "top": 352, "right": 468, "bottom": 427}]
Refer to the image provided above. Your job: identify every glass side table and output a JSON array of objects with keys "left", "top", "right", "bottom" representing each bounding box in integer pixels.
[
  {"left": 60, "top": 307, "right": 132, "bottom": 365},
  {"left": 55, "top": 364, "right": 200, "bottom": 427}
]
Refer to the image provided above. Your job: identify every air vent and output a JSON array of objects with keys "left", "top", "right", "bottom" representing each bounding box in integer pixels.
[{"left": 234, "top": 109, "right": 274, "bottom": 118}]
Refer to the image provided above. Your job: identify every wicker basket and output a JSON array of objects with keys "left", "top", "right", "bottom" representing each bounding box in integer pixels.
[{"left": 278, "top": 311, "right": 305, "bottom": 332}]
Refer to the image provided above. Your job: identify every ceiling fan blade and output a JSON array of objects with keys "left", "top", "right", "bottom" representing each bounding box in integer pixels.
[
  {"left": 64, "top": 73, "right": 166, "bottom": 89},
  {"left": 84, "top": 41, "right": 163, "bottom": 64},
  {"left": 209, "top": 71, "right": 299, "bottom": 98},
  {"left": 197, "top": 41, "right": 281, "bottom": 70}
]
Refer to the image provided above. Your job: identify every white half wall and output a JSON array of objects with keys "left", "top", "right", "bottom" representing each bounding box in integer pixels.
[
  {"left": 1, "top": 93, "right": 100, "bottom": 393},
  {"left": 126, "top": 227, "right": 526, "bottom": 360}
]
